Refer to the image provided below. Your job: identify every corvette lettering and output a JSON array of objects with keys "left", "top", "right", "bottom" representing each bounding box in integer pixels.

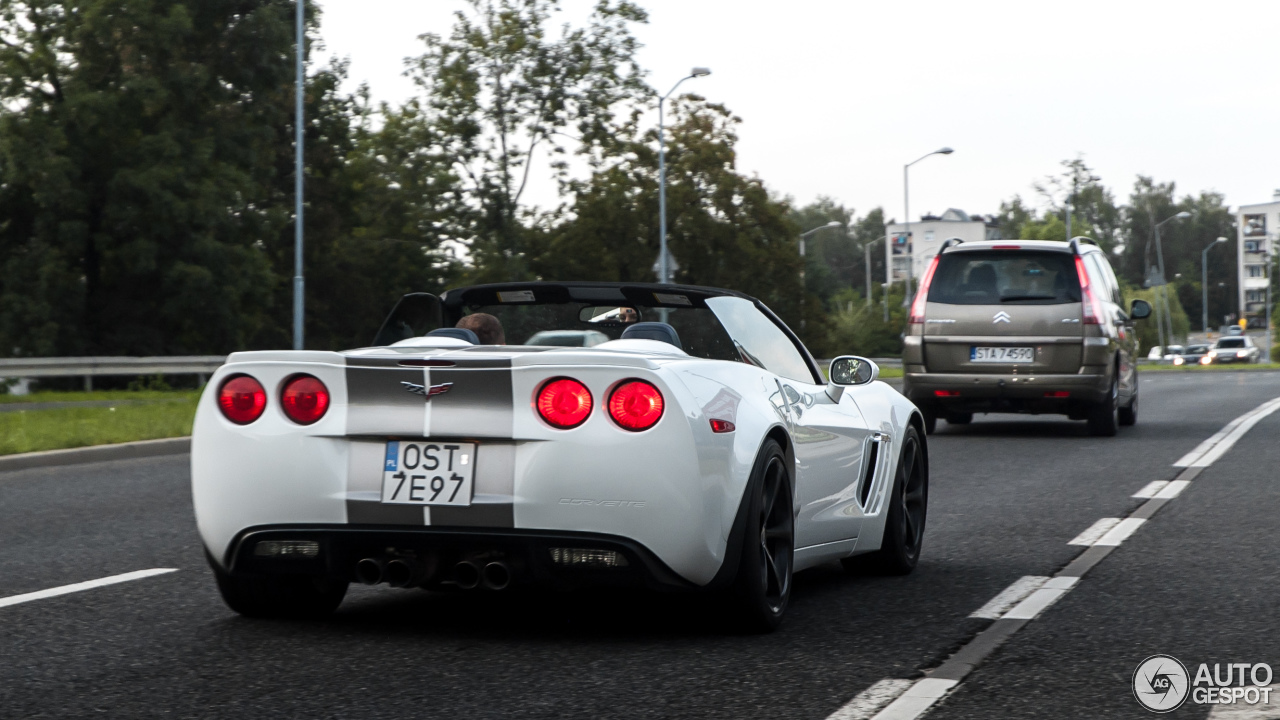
[{"left": 559, "top": 498, "right": 646, "bottom": 508}]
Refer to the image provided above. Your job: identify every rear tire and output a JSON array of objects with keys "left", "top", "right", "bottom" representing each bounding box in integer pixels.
[
  {"left": 1088, "top": 375, "right": 1119, "bottom": 437},
  {"left": 727, "top": 439, "right": 793, "bottom": 633},
  {"left": 944, "top": 412, "right": 972, "bottom": 425},
  {"left": 842, "top": 426, "right": 927, "bottom": 576},
  {"left": 211, "top": 559, "right": 347, "bottom": 619},
  {"left": 1118, "top": 383, "right": 1138, "bottom": 427}
]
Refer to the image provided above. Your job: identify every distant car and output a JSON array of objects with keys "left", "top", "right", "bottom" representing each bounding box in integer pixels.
[
  {"left": 1207, "top": 336, "right": 1260, "bottom": 364},
  {"left": 1173, "top": 344, "right": 1211, "bottom": 366},
  {"left": 1224, "top": 325, "right": 1246, "bottom": 336},
  {"left": 1147, "top": 345, "right": 1185, "bottom": 363},
  {"left": 901, "top": 237, "right": 1150, "bottom": 437},
  {"left": 524, "top": 330, "right": 610, "bottom": 347}
]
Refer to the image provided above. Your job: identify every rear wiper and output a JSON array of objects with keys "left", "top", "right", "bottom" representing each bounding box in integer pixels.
[{"left": 999, "top": 294, "right": 1058, "bottom": 302}]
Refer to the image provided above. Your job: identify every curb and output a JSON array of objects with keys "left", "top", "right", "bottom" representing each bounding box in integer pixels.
[{"left": 0, "top": 437, "right": 190, "bottom": 473}]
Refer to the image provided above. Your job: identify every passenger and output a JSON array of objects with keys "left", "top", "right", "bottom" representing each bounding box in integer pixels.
[{"left": 456, "top": 313, "right": 505, "bottom": 345}]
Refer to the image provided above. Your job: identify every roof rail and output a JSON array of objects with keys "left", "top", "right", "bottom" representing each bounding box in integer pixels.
[
  {"left": 940, "top": 237, "right": 965, "bottom": 252},
  {"left": 1068, "top": 236, "right": 1097, "bottom": 255}
]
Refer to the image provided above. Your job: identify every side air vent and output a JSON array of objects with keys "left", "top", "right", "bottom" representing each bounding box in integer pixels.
[{"left": 858, "top": 434, "right": 884, "bottom": 506}]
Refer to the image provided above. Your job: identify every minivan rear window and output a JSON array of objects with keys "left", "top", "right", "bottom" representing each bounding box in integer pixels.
[
  {"left": 1216, "top": 338, "right": 1245, "bottom": 348},
  {"left": 928, "top": 251, "right": 1082, "bottom": 305}
]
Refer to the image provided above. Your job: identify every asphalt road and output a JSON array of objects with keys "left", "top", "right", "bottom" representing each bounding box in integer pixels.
[{"left": 2, "top": 370, "right": 1279, "bottom": 718}]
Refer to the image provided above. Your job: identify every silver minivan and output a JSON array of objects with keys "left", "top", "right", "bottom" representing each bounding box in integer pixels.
[{"left": 902, "top": 238, "right": 1152, "bottom": 436}]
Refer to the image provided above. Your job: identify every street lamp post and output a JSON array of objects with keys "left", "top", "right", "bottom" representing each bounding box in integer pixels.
[
  {"left": 1201, "top": 236, "right": 1227, "bottom": 334},
  {"left": 657, "top": 67, "right": 710, "bottom": 285},
  {"left": 863, "top": 235, "right": 888, "bottom": 308},
  {"left": 902, "top": 147, "right": 954, "bottom": 306},
  {"left": 799, "top": 221, "right": 842, "bottom": 329},
  {"left": 1152, "top": 210, "right": 1192, "bottom": 349},
  {"left": 292, "top": 0, "right": 305, "bottom": 350}
]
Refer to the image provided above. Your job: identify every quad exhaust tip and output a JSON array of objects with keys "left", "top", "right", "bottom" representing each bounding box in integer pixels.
[
  {"left": 385, "top": 559, "right": 416, "bottom": 588},
  {"left": 454, "top": 561, "right": 481, "bottom": 590},
  {"left": 482, "top": 561, "right": 511, "bottom": 591},
  {"left": 355, "top": 558, "right": 383, "bottom": 585}
]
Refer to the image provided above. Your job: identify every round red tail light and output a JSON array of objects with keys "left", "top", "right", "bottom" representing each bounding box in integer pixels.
[
  {"left": 536, "top": 378, "right": 593, "bottom": 429},
  {"left": 608, "top": 380, "right": 664, "bottom": 431},
  {"left": 218, "top": 375, "right": 267, "bottom": 424},
  {"left": 281, "top": 374, "right": 330, "bottom": 425}
]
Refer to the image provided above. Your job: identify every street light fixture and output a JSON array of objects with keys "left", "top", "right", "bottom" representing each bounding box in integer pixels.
[
  {"left": 657, "top": 67, "right": 711, "bottom": 284},
  {"left": 1150, "top": 210, "right": 1192, "bottom": 350},
  {"left": 901, "top": 147, "right": 954, "bottom": 306},
  {"left": 798, "top": 221, "right": 843, "bottom": 329},
  {"left": 1201, "top": 236, "right": 1228, "bottom": 334},
  {"left": 292, "top": 0, "right": 306, "bottom": 349}
]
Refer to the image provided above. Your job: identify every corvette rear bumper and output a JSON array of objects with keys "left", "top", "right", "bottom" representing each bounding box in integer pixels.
[{"left": 218, "top": 524, "right": 698, "bottom": 592}]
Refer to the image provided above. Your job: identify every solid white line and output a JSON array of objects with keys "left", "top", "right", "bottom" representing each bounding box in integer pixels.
[
  {"left": 0, "top": 568, "right": 177, "bottom": 609},
  {"left": 826, "top": 679, "right": 915, "bottom": 720},
  {"left": 1133, "top": 481, "right": 1168, "bottom": 499},
  {"left": 1193, "top": 399, "right": 1280, "bottom": 467},
  {"left": 1002, "top": 576, "right": 1079, "bottom": 620},
  {"left": 1153, "top": 480, "right": 1191, "bottom": 500},
  {"left": 1095, "top": 518, "right": 1147, "bottom": 547},
  {"left": 870, "top": 678, "right": 958, "bottom": 720},
  {"left": 1068, "top": 518, "right": 1121, "bottom": 546},
  {"left": 968, "top": 576, "right": 1048, "bottom": 619}
]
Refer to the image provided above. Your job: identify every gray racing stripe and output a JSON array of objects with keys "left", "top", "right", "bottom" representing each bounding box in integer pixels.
[
  {"left": 425, "top": 364, "right": 514, "bottom": 438},
  {"left": 345, "top": 357, "right": 426, "bottom": 436}
]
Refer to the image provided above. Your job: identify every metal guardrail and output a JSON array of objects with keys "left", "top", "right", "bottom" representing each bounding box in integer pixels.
[{"left": 0, "top": 356, "right": 226, "bottom": 391}]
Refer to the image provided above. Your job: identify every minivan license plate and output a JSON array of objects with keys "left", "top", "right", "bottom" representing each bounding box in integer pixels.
[
  {"left": 381, "top": 441, "right": 476, "bottom": 506},
  {"left": 971, "top": 346, "right": 1034, "bottom": 363}
]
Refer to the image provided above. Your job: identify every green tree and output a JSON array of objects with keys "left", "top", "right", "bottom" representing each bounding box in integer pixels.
[
  {"left": 0, "top": 0, "right": 298, "bottom": 356},
  {"left": 405, "top": 0, "right": 649, "bottom": 283}
]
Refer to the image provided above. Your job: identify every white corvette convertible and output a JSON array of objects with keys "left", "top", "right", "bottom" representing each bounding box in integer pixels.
[{"left": 193, "top": 282, "right": 929, "bottom": 631}]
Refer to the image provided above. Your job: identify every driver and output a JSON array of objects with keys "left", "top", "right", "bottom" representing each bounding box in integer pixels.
[
  {"left": 618, "top": 307, "right": 638, "bottom": 323},
  {"left": 456, "top": 313, "right": 505, "bottom": 345}
]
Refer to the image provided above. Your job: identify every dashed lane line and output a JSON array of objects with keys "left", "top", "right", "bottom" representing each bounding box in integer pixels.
[
  {"left": 967, "top": 576, "right": 1048, "bottom": 620},
  {"left": 0, "top": 568, "right": 177, "bottom": 610},
  {"left": 825, "top": 396, "right": 1280, "bottom": 720},
  {"left": 1067, "top": 517, "right": 1121, "bottom": 546},
  {"left": 825, "top": 679, "right": 916, "bottom": 720}
]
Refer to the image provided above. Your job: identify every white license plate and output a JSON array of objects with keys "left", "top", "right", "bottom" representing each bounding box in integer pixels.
[
  {"left": 381, "top": 441, "right": 476, "bottom": 506},
  {"left": 971, "top": 346, "right": 1035, "bottom": 363}
]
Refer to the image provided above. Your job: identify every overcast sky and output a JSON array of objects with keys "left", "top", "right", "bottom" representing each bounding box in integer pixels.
[{"left": 317, "top": 0, "right": 1280, "bottom": 223}]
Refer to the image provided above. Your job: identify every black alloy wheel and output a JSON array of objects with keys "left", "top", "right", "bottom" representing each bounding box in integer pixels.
[
  {"left": 730, "top": 439, "right": 794, "bottom": 632},
  {"left": 1088, "top": 374, "right": 1120, "bottom": 436},
  {"left": 843, "top": 425, "right": 927, "bottom": 575}
]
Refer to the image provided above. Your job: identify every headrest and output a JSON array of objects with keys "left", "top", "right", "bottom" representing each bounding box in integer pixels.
[
  {"left": 620, "top": 322, "right": 682, "bottom": 350},
  {"left": 427, "top": 327, "right": 479, "bottom": 344}
]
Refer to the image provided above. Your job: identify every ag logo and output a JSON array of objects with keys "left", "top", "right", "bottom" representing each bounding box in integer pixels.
[
  {"left": 992, "top": 311, "right": 1011, "bottom": 324},
  {"left": 1134, "top": 654, "right": 1190, "bottom": 712}
]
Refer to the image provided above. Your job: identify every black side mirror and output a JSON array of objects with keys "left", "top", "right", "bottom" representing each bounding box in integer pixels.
[
  {"left": 372, "top": 293, "right": 443, "bottom": 347},
  {"left": 1130, "top": 299, "right": 1152, "bottom": 320}
]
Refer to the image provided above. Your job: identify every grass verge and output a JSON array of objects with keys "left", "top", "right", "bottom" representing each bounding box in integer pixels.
[
  {"left": 1140, "top": 363, "right": 1280, "bottom": 372},
  {"left": 0, "top": 389, "right": 196, "bottom": 404},
  {"left": 0, "top": 395, "right": 198, "bottom": 456}
]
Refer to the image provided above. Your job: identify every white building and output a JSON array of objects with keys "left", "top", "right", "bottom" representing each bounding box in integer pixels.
[
  {"left": 1236, "top": 193, "right": 1280, "bottom": 328},
  {"left": 884, "top": 208, "right": 1000, "bottom": 285}
]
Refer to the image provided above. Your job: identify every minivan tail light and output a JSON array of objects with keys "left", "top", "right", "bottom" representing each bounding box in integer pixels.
[
  {"left": 608, "top": 380, "right": 664, "bottom": 431},
  {"left": 218, "top": 375, "right": 267, "bottom": 424},
  {"left": 537, "top": 378, "right": 593, "bottom": 429},
  {"left": 281, "top": 374, "right": 330, "bottom": 425},
  {"left": 909, "top": 254, "right": 942, "bottom": 324},
  {"left": 1074, "top": 255, "right": 1103, "bottom": 325}
]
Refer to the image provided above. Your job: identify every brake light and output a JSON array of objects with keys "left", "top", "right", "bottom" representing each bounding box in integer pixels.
[
  {"left": 608, "top": 380, "right": 665, "bottom": 431},
  {"left": 1044, "top": 391, "right": 1070, "bottom": 398},
  {"left": 991, "top": 244, "right": 1022, "bottom": 249},
  {"left": 909, "top": 254, "right": 942, "bottom": 323},
  {"left": 537, "top": 378, "right": 593, "bottom": 429},
  {"left": 281, "top": 374, "right": 330, "bottom": 425},
  {"left": 934, "top": 390, "right": 960, "bottom": 397},
  {"left": 1074, "top": 255, "right": 1103, "bottom": 325},
  {"left": 218, "top": 375, "right": 267, "bottom": 424}
]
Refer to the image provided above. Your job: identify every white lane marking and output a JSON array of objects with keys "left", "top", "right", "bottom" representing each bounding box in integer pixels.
[
  {"left": 1095, "top": 517, "right": 1147, "bottom": 547},
  {"left": 1193, "top": 398, "right": 1280, "bottom": 467},
  {"left": 1068, "top": 518, "right": 1121, "bottom": 546},
  {"left": 969, "top": 576, "right": 1048, "bottom": 619},
  {"left": 1133, "top": 481, "right": 1169, "bottom": 499},
  {"left": 1002, "top": 576, "right": 1079, "bottom": 620},
  {"left": 870, "top": 678, "right": 958, "bottom": 720},
  {"left": 1206, "top": 685, "right": 1280, "bottom": 718},
  {"left": 1154, "top": 480, "right": 1191, "bottom": 500},
  {"left": 0, "top": 568, "right": 177, "bottom": 609},
  {"left": 825, "top": 679, "right": 915, "bottom": 720},
  {"left": 1176, "top": 396, "right": 1280, "bottom": 467}
]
